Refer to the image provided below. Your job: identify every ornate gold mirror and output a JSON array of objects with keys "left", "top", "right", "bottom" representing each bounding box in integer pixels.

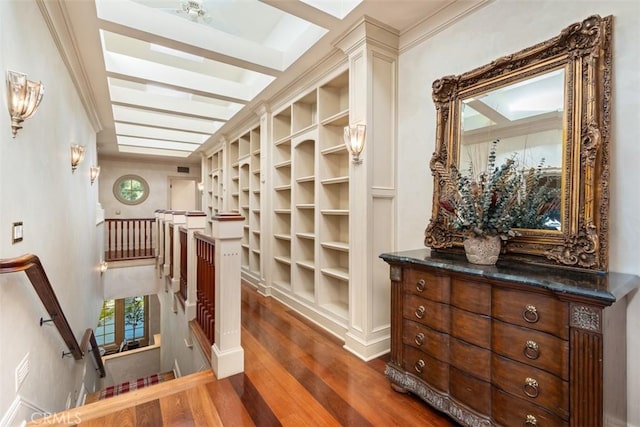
[{"left": 424, "top": 15, "right": 612, "bottom": 272}]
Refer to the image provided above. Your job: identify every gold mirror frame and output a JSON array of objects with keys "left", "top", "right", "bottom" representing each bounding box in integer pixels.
[{"left": 424, "top": 15, "right": 612, "bottom": 272}]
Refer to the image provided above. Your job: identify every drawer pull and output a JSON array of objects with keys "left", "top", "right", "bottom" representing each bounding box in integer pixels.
[
  {"left": 415, "top": 305, "right": 426, "bottom": 319},
  {"left": 414, "top": 332, "right": 425, "bottom": 346},
  {"left": 414, "top": 359, "right": 425, "bottom": 374},
  {"left": 524, "top": 415, "right": 538, "bottom": 426},
  {"left": 524, "top": 340, "right": 540, "bottom": 360},
  {"left": 523, "top": 377, "right": 539, "bottom": 398},
  {"left": 522, "top": 304, "right": 539, "bottom": 323},
  {"left": 416, "top": 279, "right": 426, "bottom": 292}
]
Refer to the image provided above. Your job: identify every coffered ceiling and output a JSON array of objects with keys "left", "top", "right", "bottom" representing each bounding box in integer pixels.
[{"left": 43, "top": 0, "right": 487, "bottom": 164}]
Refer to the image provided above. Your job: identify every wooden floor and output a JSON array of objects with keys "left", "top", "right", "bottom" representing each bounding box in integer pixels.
[{"left": 63, "top": 283, "right": 456, "bottom": 426}]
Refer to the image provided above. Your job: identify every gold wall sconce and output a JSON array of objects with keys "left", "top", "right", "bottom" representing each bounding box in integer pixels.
[
  {"left": 90, "top": 165, "right": 101, "bottom": 185},
  {"left": 70, "top": 144, "right": 85, "bottom": 173},
  {"left": 6, "top": 70, "right": 44, "bottom": 138},
  {"left": 343, "top": 124, "right": 366, "bottom": 164}
]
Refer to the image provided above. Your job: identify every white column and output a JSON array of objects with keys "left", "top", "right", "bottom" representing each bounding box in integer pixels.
[
  {"left": 162, "top": 211, "right": 173, "bottom": 277},
  {"left": 211, "top": 212, "right": 245, "bottom": 378},
  {"left": 185, "top": 211, "right": 206, "bottom": 320},
  {"left": 335, "top": 17, "right": 399, "bottom": 360},
  {"left": 155, "top": 209, "right": 165, "bottom": 277},
  {"left": 170, "top": 211, "right": 186, "bottom": 293}
]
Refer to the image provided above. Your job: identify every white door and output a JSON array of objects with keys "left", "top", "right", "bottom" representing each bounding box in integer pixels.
[{"left": 170, "top": 179, "right": 196, "bottom": 210}]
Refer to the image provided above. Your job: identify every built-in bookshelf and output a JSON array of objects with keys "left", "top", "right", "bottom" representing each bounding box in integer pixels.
[
  {"left": 225, "top": 126, "right": 262, "bottom": 279},
  {"left": 269, "top": 70, "right": 350, "bottom": 326},
  {"left": 205, "top": 147, "right": 224, "bottom": 234}
]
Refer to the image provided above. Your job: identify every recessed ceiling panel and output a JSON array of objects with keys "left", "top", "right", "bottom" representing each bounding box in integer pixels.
[
  {"left": 112, "top": 105, "right": 223, "bottom": 134},
  {"left": 114, "top": 123, "right": 210, "bottom": 144}
]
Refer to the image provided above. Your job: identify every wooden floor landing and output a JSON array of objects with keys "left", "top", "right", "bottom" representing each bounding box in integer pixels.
[{"left": 43, "top": 283, "right": 455, "bottom": 426}]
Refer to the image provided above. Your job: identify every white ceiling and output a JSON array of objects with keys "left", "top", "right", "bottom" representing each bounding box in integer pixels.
[{"left": 51, "top": 0, "right": 484, "bottom": 164}]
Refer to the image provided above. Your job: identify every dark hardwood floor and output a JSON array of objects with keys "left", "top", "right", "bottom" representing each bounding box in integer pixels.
[{"left": 75, "top": 282, "right": 456, "bottom": 426}]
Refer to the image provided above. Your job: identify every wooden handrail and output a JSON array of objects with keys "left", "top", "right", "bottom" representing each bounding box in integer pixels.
[
  {"left": 81, "top": 329, "right": 106, "bottom": 378},
  {"left": 0, "top": 254, "right": 82, "bottom": 360}
]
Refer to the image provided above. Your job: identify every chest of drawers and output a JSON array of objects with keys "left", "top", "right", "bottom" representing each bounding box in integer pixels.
[{"left": 380, "top": 249, "right": 639, "bottom": 427}]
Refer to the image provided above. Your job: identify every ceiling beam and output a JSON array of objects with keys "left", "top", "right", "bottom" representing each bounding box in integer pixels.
[{"left": 258, "top": 0, "right": 339, "bottom": 29}]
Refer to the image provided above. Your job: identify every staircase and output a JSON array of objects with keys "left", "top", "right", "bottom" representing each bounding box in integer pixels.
[{"left": 27, "top": 370, "right": 218, "bottom": 426}]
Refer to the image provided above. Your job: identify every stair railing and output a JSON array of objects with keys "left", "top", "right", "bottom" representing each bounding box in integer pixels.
[
  {"left": 0, "top": 254, "right": 82, "bottom": 359},
  {"left": 81, "top": 328, "right": 106, "bottom": 378}
]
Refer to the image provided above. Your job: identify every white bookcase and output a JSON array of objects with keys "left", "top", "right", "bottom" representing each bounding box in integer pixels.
[
  {"left": 203, "top": 19, "right": 399, "bottom": 359},
  {"left": 205, "top": 147, "right": 224, "bottom": 234}
]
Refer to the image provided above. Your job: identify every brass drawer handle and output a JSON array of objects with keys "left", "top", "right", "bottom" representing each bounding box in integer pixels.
[
  {"left": 414, "top": 332, "right": 425, "bottom": 346},
  {"left": 414, "top": 359, "right": 425, "bottom": 374},
  {"left": 524, "top": 414, "right": 538, "bottom": 426},
  {"left": 522, "top": 304, "right": 539, "bottom": 323},
  {"left": 523, "top": 377, "right": 539, "bottom": 398},
  {"left": 416, "top": 279, "right": 426, "bottom": 292},
  {"left": 415, "top": 305, "right": 426, "bottom": 319},
  {"left": 524, "top": 340, "right": 540, "bottom": 360}
]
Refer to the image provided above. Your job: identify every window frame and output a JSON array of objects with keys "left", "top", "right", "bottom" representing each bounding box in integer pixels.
[
  {"left": 113, "top": 174, "right": 150, "bottom": 205},
  {"left": 96, "top": 296, "right": 150, "bottom": 353}
]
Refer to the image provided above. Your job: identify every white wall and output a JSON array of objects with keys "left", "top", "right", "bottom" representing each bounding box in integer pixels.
[
  {"left": 103, "top": 264, "right": 160, "bottom": 300},
  {"left": 397, "top": 0, "right": 640, "bottom": 424},
  {"left": 0, "top": 1, "right": 103, "bottom": 424},
  {"left": 98, "top": 158, "right": 201, "bottom": 218}
]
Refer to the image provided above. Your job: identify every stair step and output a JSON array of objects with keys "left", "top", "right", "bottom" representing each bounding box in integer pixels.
[
  {"left": 26, "top": 370, "right": 215, "bottom": 426},
  {"left": 84, "top": 371, "right": 176, "bottom": 404}
]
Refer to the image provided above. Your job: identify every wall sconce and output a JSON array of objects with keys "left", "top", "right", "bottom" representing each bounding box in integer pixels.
[
  {"left": 343, "top": 124, "right": 366, "bottom": 164},
  {"left": 99, "top": 261, "right": 108, "bottom": 274},
  {"left": 6, "top": 70, "right": 45, "bottom": 138},
  {"left": 70, "top": 144, "right": 85, "bottom": 173},
  {"left": 197, "top": 181, "right": 204, "bottom": 192},
  {"left": 90, "top": 165, "right": 101, "bottom": 185}
]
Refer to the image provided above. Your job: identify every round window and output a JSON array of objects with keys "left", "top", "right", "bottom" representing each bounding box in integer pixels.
[{"left": 113, "top": 175, "right": 149, "bottom": 205}]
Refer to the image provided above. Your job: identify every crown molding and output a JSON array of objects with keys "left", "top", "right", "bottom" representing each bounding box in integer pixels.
[
  {"left": 36, "top": 0, "right": 103, "bottom": 133},
  {"left": 399, "top": 0, "right": 494, "bottom": 54}
]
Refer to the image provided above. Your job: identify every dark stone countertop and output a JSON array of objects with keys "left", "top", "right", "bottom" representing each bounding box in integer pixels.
[{"left": 380, "top": 248, "right": 640, "bottom": 304}]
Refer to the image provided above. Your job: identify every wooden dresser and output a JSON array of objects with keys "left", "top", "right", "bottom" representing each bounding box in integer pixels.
[{"left": 380, "top": 249, "right": 639, "bottom": 427}]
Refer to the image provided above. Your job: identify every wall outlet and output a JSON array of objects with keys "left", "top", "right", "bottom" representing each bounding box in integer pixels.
[{"left": 15, "top": 353, "right": 29, "bottom": 392}]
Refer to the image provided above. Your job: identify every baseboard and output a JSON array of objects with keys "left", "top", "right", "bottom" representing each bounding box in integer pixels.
[{"left": 0, "top": 395, "right": 48, "bottom": 427}]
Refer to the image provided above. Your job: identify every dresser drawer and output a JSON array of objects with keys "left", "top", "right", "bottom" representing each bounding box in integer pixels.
[
  {"left": 492, "top": 355, "right": 568, "bottom": 420},
  {"left": 492, "top": 320, "right": 569, "bottom": 380},
  {"left": 492, "top": 387, "right": 568, "bottom": 427},
  {"left": 402, "top": 319, "right": 449, "bottom": 363},
  {"left": 450, "top": 367, "right": 491, "bottom": 416},
  {"left": 404, "top": 268, "right": 450, "bottom": 303},
  {"left": 492, "top": 287, "right": 569, "bottom": 339},
  {"left": 451, "top": 306, "right": 491, "bottom": 349},
  {"left": 451, "top": 278, "right": 490, "bottom": 315},
  {"left": 403, "top": 294, "right": 450, "bottom": 334},
  {"left": 450, "top": 337, "right": 490, "bottom": 382},
  {"left": 403, "top": 345, "right": 449, "bottom": 393}
]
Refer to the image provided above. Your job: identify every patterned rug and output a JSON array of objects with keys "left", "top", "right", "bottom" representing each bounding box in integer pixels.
[{"left": 88, "top": 371, "right": 175, "bottom": 402}]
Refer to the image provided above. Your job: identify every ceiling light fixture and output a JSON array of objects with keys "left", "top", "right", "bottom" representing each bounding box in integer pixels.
[{"left": 182, "top": 0, "right": 206, "bottom": 20}]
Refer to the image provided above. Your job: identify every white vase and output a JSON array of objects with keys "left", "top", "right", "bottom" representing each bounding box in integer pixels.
[{"left": 463, "top": 235, "right": 502, "bottom": 265}]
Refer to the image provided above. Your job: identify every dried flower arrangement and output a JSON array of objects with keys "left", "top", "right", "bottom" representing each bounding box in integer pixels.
[{"left": 438, "top": 139, "right": 559, "bottom": 240}]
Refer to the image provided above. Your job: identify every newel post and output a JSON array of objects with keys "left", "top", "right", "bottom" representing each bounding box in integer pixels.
[
  {"left": 170, "top": 211, "right": 186, "bottom": 293},
  {"left": 211, "top": 212, "right": 245, "bottom": 378},
  {"left": 162, "top": 211, "right": 174, "bottom": 277},
  {"left": 155, "top": 209, "right": 165, "bottom": 276},
  {"left": 185, "top": 211, "right": 206, "bottom": 320}
]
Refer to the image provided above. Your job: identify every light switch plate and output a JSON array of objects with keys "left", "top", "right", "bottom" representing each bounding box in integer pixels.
[{"left": 12, "top": 222, "right": 23, "bottom": 244}]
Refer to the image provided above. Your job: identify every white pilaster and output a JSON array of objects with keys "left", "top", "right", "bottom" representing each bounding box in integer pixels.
[
  {"left": 335, "top": 17, "right": 399, "bottom": 360},
  {"left": 211, "top": 212, "right": 245, "bottom": 378}
]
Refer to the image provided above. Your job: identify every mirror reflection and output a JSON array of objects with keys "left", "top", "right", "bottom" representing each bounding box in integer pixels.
[{"left": 459, "top": 68, "right": 565, "bottom": 231}]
